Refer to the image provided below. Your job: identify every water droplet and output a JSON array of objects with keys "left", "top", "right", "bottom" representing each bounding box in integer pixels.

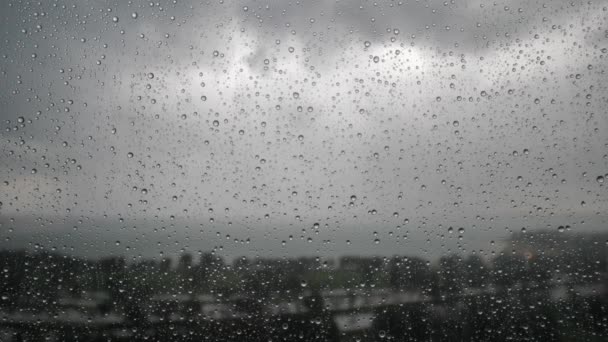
[
  {"left": 127, "top": 152, "right": 134, "bottom": 158},
  {"left": 597, "top": 175, "right": 604, "bottom": 183},
  {"left": 131, "top": 12, "right": 138, "bottom": 19},
  {"left": 112, "top": 16, "right": 119, "bottom": 23}
]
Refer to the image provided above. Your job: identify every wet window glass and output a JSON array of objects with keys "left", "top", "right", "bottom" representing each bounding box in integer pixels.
[{"left": 1, "top": 0, "right": 607, "bottom": 341}]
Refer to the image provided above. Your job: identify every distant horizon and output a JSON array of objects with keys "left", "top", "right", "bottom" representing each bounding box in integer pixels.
[{"left": 2, "top": 213, "right": 605, "bottom": 263}]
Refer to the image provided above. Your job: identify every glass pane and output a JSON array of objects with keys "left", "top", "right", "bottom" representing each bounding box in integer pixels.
[{"left": 1, "top": 0, "right": 606, "bottom": 341}]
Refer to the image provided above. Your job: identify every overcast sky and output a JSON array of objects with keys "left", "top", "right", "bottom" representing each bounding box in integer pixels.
[{"left": 0, "top": 0, "right": 607, "bottom": 262}]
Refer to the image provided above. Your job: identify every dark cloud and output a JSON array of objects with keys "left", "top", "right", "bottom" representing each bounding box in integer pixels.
[{"left": 1, "top": 0, "right": 607, "bottom": 260}]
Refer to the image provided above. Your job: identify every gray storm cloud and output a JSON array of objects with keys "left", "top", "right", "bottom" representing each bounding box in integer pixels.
[{"left": 0, "top": 0, "right": 607, "bottom": 261}]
